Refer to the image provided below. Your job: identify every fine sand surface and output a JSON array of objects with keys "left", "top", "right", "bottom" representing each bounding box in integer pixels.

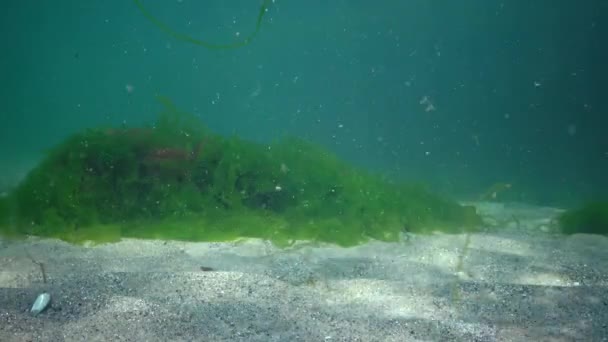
[{"left": 1, "top": 202, "right": 607, "bottom": 342}]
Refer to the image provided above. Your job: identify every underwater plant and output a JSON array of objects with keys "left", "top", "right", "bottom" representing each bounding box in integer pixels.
[
  {"left": 0, "top": 97, "right": 482, "bottom": 246},
  {"left": 133, "top": 0, "right": 272, "bottom": 49},
  {"left": 558, "top": 201, "right": 608, "bottom": 236}
]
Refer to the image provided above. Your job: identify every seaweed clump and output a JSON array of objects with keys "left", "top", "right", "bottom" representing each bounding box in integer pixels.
[
  {"left": 0, "top": 100, "right": 482, "bottom": 246},
  {"left": 558, "top": 201, "right": 608, "bottom": 236}
]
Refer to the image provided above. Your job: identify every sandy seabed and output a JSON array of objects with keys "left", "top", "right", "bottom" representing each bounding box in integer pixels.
[{"left": 1, "top": 202, "right": 607, "bottom": 342}]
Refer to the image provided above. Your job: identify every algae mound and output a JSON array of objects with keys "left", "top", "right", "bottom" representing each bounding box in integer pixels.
[
  {"left": 558, "top": 201, "right": 608, "bottom": 236},
  {"left": 0, "top": 101, "right": 481, "bottom": 246}
]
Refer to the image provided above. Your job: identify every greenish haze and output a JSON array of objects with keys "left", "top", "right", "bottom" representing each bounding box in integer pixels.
[
  {"left": 0, "top": 98, "right": 482, "bottom": 246},
  {"left": 558, "top": 201, "right": 608, "bottom": 236}
]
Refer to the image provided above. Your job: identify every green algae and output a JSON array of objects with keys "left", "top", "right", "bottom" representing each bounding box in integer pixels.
[
  {"left": 0, "top": 99, "right": 482, "bottom": 247},
  {"left": 558, "top": 201, "right": 608, "bottom": 236}
]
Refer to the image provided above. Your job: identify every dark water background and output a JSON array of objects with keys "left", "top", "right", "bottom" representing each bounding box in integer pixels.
[{"left": 1, "top": 0, "right": 606, "bottom": 206}]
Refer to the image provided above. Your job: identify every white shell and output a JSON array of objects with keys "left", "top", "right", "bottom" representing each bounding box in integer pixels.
[{"left": 30, "top": 293, "right": 51, "bottom": 315}]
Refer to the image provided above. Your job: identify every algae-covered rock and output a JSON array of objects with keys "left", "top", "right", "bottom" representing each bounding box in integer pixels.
[
  {"left": 0, "top": 99, "right": 481, "bottom": 246},
  {"left": 558, "top": 201, "right": 608, "bottom": 236}
]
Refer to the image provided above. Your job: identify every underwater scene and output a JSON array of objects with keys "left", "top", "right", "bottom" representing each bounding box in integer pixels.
[{"left": 0, "top": 1, "right": 607, "bottom": 341}]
